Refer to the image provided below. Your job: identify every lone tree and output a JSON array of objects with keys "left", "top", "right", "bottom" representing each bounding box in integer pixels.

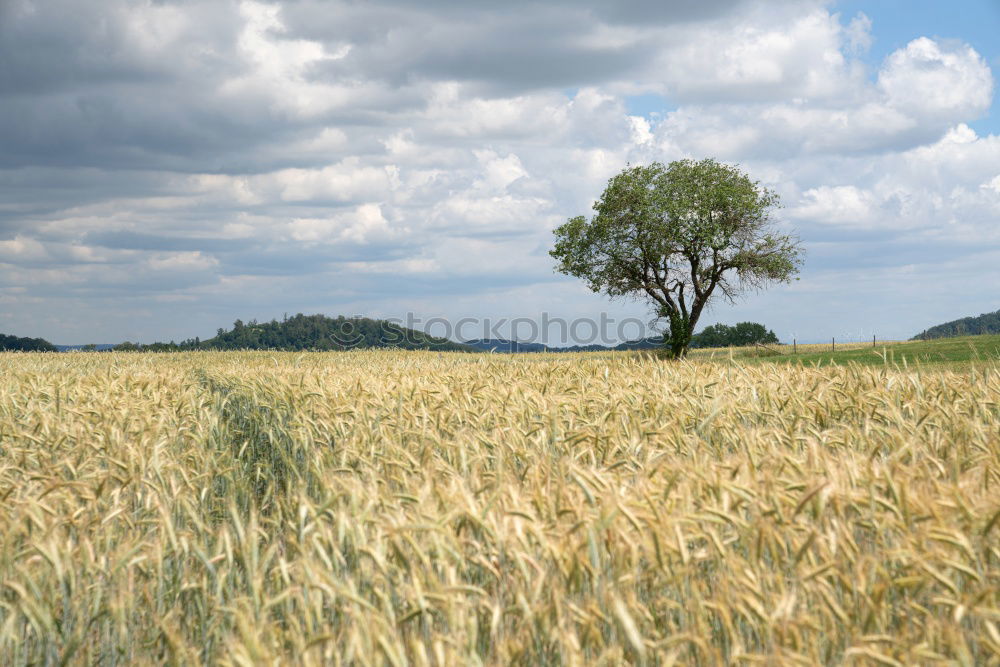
[{"left": 551, "top": 159, "right": 803, "bottom": 358}]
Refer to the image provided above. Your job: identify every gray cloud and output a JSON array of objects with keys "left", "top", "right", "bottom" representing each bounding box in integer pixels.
[{"left": 83, "top": 230, "right": 255, "bottom": 253}]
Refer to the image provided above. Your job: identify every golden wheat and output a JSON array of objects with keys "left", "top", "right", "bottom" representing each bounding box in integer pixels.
[{"left": 0, "top": 350, "right": 998, "bottom": 665}]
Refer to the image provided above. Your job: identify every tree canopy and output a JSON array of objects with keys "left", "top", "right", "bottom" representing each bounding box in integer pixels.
[
  {"left": 551, "top": 159, "right": 803, "bottom": 357},
  {"left": 690, "top": 322, "right": 779, "bottom": 348},
  {"left": 0, "top": 333, "right": 57, "bottom": 352}
]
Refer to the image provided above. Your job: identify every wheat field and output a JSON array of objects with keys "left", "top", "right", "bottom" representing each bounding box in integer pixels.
[{"left": 1, "top": 350, "right": 998, "bottom": 665}]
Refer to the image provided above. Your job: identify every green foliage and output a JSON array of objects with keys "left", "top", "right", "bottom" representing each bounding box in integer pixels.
[
  {"left": 691, "top": 322, "right": 779, "bottom": 348},
  {"left": 0, "top": 333, "right": 57, "bottom": 352},
  {"left": 111, "top": 315, "right": 472, "bottom": 352},
  {"left": 205, "top": 314, "right": 472, "bottom": 351},
  {"left": 551, "top": 159, "right": 802, "bottom": 358},
  {"left": 912, "top": 308, "right": 1000, "bottom": 340}
]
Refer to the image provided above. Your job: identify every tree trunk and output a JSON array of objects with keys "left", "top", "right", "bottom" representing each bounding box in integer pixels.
[
  {"left": 663, "top": 313, "right": 694, "bottom": 359},
  {"left": 668, "top": 336, "right": 689, "bottom": 359}
]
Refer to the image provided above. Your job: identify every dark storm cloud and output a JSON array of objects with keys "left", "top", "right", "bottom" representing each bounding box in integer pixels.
[
  {"left": 0, "top": 89, "right": 331, "bottom": 173},
  {"left": 0, "top": 0, "right": 363, "bottom": 174},
  {"left": 0, "top": 1, "right": 275, "bottom": 173},
  {"left": 0, "top": 0, "right": 777, "bottom": 178},
  {"left": 1, "top": 2, "right": 175, "bottom": 96}
]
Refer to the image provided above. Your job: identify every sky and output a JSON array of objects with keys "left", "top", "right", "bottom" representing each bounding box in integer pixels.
[{"left": 1, "top": 0, "right": 998, "bottom": 345}]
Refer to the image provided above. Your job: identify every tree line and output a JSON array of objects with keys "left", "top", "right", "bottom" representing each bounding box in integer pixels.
[
  {"left": 689, "top": 322, "right": 779, "bottom": 348},
  {"left": 112, "top": 318, "right": 777, "bottom": 353},
  {"left": 912, "top": 308, "right": 1000, "bottom": 340},
  {"left": 0, "top": 333, "right": 57, "bottom": 352},
  {"left": 4, "top": 317, "right": 780, "bottom": 354}
]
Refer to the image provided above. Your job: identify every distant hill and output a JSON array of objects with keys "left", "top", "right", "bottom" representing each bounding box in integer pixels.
[
  {"left": 912, "top": 309, "right": 1000, "bottom": 340},
  {"left": 0, "top": 333, "right": 57, "bottom": 352},
  {"left": 610, "top": 336, "right": 662, "bottom": 351},
  {"left": 463, "top": 339, "right": 550, "bottom": 353},
  {"left": 115, "top": 314, "right": 476, "bottom": 352}
]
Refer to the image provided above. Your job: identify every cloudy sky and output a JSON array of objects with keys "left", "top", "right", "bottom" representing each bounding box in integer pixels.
[{"left": 1, "top": 0, "right": 998, "bottom": 345}]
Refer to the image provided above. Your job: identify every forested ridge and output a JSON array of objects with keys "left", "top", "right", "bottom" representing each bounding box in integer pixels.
[
  {"left": 0, "top": 333, "right": 57, "bottom": 352},
  {"left": 113, "top": 314, "right": 474, "bottom": 352},
  {"left": 912, "top": 309, "right": 1000, "bottom": 340}
]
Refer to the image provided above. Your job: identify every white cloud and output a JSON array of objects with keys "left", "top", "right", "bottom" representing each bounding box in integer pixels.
[
  {"left": 221, "top": 0, "right": 353, "bottom": 118},
  {"left": 791, "top": 185, "right": 878, "bottom": 227},
  {"left": 429, "top": 194, "right": 551, "bottom": 233},
  {"left": 147, "top": 251, "right": 219, "bottom": 272},
  {"left": 472, "top": 151, "right": 529, "bottom": 193},
  {"left": 654, "top": 7, "right": 863, "bottom": 103},
  {"left": 0, "top": 236, "right": 49, "bottom": 262},
  {"left": 780, "top": 126, "right": 1000, "bottom": 245},
  {"left": 288, "top": 203, "right": 393, "bottom": 243},
  {"left": 879, "top": 37, "right": 993, "bottom": 122},
  {"left": 844, "top": 12, "right": 873, "bottom": 54},
  {"left": 628, "top": 116, "right": 654, "bottom": 145},
  {"left": 422, "top": 85, "right": 571, "bottom": 140},
  {"left": 343, "top": 257, "right": 439, "bottom": 275},
  {"left": 269, "top": 160, "right": 398, "bottom": 203}
]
